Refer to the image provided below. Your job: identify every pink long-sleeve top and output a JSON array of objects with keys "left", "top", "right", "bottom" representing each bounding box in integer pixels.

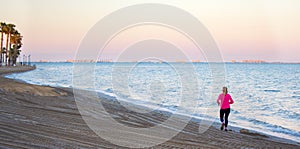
[{"left": 217, "top": 93, "right": 234, "bottom": 109}]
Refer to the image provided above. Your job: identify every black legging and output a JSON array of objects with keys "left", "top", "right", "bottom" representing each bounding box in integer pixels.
[{"left": 220, "top": 108, "right": 230, "bottom": 127}]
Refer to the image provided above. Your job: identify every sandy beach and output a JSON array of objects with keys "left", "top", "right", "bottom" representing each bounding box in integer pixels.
[{"left": 0, "top": 66, "right": 299, "bottom": 148}]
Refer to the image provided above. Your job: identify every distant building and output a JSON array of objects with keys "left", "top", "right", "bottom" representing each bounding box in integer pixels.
[
  {"left": 66, "top": 59, "right": 74, "bottom": 63},
  {"left": 192, "top": 59, "right": 201, "bottom": 63},
  {"left": 66, "top": 59, "right": 96, "bottom": 63},
  {"left": 241, "top": 60, "right": 266, "bottom": 63},
  {"left": 66, "top": 59, "right": 114, "bottom": 63}
]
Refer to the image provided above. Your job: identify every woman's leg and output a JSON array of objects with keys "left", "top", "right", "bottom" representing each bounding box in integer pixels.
[
  {"left": 220, "top": 109, "right": 225, "bottom": 123},
  {"left": 224, "top": 108, "right": 230, "bottom": 128},
  {"left": 220, "top": 109, "right": 225, "bottom": 130}
]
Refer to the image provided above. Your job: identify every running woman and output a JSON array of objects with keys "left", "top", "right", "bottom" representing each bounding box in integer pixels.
[{"left": 217, "top": 87, "right": 234, "bottom": 131}]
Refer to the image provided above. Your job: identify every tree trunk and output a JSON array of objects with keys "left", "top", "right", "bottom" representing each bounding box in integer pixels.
[
  {"left": 5, "top": 33, "right": 9, "bottom": 66},
  {"left": 8, "top": 42, "right": 12, "bottom": 66},
  {"left": 12, "top": 55, "right": 17, "bottom": 66},
  {"left": 0, "top": 32, "right": 3, "bottom": 66},
  {"left": 8, "top": 56, "right": 11, "bottom": 66}
]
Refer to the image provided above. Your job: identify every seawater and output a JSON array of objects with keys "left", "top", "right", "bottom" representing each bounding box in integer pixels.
[{"left": 6, "top": 62, "right": 300, "bottom": 142}]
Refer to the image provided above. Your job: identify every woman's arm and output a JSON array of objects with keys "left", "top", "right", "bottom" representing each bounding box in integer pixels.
[
  {"left": 229, "top": 94, "right": 234, "bottom": 104},
  {"left": 217, "top": 95, "right": 221, "bottom": 105}
]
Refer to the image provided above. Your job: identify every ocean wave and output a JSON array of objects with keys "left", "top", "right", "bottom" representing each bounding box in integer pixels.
[
  {"left": 277, "top": 109, "right": 300, "bottom": 120},
  {"left": 237, "top": 116, "right": 300, "bottom": 137},
  {"left": 292, "top": 95, "right": 300, "bottom": 99},
  {"left": 263, "top": 89, "right": 281, "bottom": 92},
  {"left": 231, "top": 109, "right": 240, "bottom": 114},
  {"left": 104, "top": 88, "right": 114, "bottom": 93}
]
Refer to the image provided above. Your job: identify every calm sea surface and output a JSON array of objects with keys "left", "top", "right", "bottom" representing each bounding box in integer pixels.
[{"left": 6, "top": 62, "right": 300, "bottom": 142}]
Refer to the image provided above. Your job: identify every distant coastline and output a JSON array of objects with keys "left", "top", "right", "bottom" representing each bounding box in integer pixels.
[{"left": 31, "top": 61, "right": 300, "bottom": 64}]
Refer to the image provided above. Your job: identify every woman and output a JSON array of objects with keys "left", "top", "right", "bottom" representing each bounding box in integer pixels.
[{"left": 217, "top": 87, "right": 234, "bottom": 131}]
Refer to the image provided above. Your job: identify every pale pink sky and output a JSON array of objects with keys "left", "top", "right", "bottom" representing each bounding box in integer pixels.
[{"left": 1, "top": 0, "right": 299, "bottom": 62}]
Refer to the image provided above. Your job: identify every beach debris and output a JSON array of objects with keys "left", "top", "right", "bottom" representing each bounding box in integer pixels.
[
  {"left": 240, "top": 128, "right": 249, "bottom": 133},
  {"left": 240, "top": 128, "right": 268, "bottom": 138}
]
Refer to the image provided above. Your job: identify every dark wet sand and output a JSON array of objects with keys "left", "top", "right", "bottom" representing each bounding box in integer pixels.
[{"left": 0, "top": 66, "right": 299, "bottom": 148}]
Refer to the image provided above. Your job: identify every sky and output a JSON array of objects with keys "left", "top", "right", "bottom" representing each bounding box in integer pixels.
[{"left": 1, "top": 0, "right": 299, "bottom": 62}]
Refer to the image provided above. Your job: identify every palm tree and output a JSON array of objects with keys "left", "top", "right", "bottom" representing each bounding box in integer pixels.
[
  {"left": 2, "top": 23, "right": 16, "bottom": 66},
  {"left": 1, "top": 24, "right": 9, "bottom": 66},
  {"left": 0, "top": 22, "right": 24, "bottom": 66},
  {"left": 10, "top": 30, "right": 22, "bottom": 65},
  {"left": 0, "top": 22, "right": 6, "bottom": 66},
  {"left": 1, "top": 47, "right": 6, "bottom": 65}
]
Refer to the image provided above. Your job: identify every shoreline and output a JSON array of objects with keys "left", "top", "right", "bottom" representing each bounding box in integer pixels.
[
  {"left": 0, "top": 65, "right": 36, "bottom": 75},
  {"left": 0, "top": 66, "right": 299, "bottom": 148}
]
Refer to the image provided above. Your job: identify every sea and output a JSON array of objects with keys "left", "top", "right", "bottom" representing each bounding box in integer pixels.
[{"left": 6, "top": 62, "right": 300, "bottom": 143}]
